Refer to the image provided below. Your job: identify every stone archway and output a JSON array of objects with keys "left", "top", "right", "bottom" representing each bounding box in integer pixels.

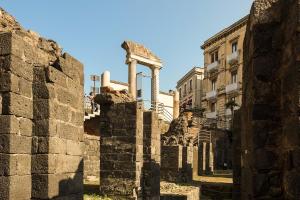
[{"left": 122, "top": 41, "right": 163, "bottom": 110}]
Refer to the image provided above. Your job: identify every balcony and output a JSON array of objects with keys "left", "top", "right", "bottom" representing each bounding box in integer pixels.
[
  {"left": 227, "top": 50, "right": 240, "bottom": 65},
  {"left": 207, "top": 61, "right": 219, "bottom": 72},
  {"left": 206, "top": 111, "right": 217, "bottom": 119},
  {"left": 225, "top": 82, "right": 239, "bottom": 94},
  {"left": 206, "top": 90, "right": 217, "bottom": 100}
]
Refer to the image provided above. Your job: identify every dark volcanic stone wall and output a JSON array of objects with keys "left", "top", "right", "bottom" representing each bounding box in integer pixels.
[
  {"left": 161, "top": 145, "right": 194, "bottom": 183},
  {"left": 83, "top": 133, "right": 100, "bottom": 183},
  {"left": 143, "top": 111, "right": 161, "bottom": 200},
  {"left": 98, "top": 100, "right": 144, "bottom": 200},
  {"left": 0, "top": 9, "right": 84, "bottom": 200},
  {"left": 241, "top": 0, "right": 300, "bottom": 199}
]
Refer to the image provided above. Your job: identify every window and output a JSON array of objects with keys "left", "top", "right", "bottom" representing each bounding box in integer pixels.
[
  {"left": 189, "top": 79, "right": 193, "bottom": 92},
  {"left": 179, "top": 88, "right": 182, "bottom": 99},
  {"left": 211, "top": 79, "right": 216, "bottom": 91},
  {"left": 184, "top": 84, "right": 187, "bottom": 96},
  {"left": 211, "top": 102, "right": 216, "bottom": 112},
  {"left": 232, "top": 42, "right": 238, "bottom": 53},
  {"left": 231, "top": 71, "right": 237, "bottom": 84},
  {"left": 210, "top": 51, "right": 219, "bottom": 63}
]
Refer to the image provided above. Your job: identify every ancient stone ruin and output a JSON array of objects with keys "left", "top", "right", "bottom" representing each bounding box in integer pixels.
[
  {"left": 1, "top": 0, "right": 300, "bottom": 199},
  {"left": 0, "top": 8, "right": 84, "bottom": 200},
  {"left": 233, "top": 0, "right": 300, "bottom": 199},
  {"left": 95, "top": 88, "right": 161, "bottom": 200}
]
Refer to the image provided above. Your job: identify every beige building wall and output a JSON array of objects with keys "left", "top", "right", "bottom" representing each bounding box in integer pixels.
[
  {"left": 176, "top": 67, "right": 204, "bottom": 110},
  {"left": 201, "top": 16, "right": 248, "bottom": 128}
]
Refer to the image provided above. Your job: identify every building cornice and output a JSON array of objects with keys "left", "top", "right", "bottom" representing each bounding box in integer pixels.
[
  {"left": 201, "top": 15, "right": 249, "bottom": 50},
  {"left": 177, "top": 67, "right": 204, "bottom": 87}
]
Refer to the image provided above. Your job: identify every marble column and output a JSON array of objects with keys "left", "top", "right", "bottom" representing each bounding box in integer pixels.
[
  {"left": 151, "top": 67, "right": 160, "bottom": 110},
  {"left": 128, "top": 59, "right": 137, "bottom": 99},
  {"left": 209, "top": 142, "right": 214, "bottom": 172},
  {"left": 101, "top": 70, "right": 110, "bottom": 87},
  {"left": 202, "top": 142, "right": 206, "bottom": 171},
  {"left": 173, "top": 90, "right": 180, "bottom": 119}
]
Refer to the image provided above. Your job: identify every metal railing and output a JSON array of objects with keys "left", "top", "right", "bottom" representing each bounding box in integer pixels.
[
  {"left": 84, "top": 96, "right": 100, "bottom": 116},
  {"left": 150, "top": 102, "right": 173, "bottom": 122}
]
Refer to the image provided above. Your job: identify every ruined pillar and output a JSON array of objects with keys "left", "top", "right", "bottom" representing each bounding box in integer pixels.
[
  {"left": 143, "top": 111, "right": 160, "bottom": 200},
  {"left": 198, "top": 143, "right": 204, "bottom": 175},
  {"left": 173, "top": 90, "right": 180, "bottom": 119},
  {"left": 0, "top": 32, "right": 33, "bottom": 200},
  {"left": 98, "top": 94, "right": 143, "bottom": 199},
  {"left": 151, "top": 67, "right": 160, "bottom": 110},
  {"left": 128, "top": 59, "right": 137, "bottom": 99},
  {"left": 209, "top": 142, "right": 214, "bottom": 173},
  {"left": 0, "top": 29, "right": 84, "bottom": 199},
  {"left": 101, "top": 70, "right": 110, "bottom": 87},
  {"left": 241, "top": 0, "right": 300, "bottom": 199},
  {"left": 202, "top": 142, "right": 207, "bottom": 173}
]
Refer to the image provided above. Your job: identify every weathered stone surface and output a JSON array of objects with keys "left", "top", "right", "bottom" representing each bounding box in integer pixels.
[
  {"left": 0, "top": 8, "right": 84, "bottom": 200},
  {"left": 238, "top": 0, "right": 300, "bottom": 199}
]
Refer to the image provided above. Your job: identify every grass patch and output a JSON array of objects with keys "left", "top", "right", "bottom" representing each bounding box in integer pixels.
[{"left": 84, "top": 194, "right": 112, "bottom": 200}]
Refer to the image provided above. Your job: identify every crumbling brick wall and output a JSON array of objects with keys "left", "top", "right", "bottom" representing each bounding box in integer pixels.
[
  {"left": 0, "top": 8, "right": 84, "bottom": 200},
  {"left": 83, "top": 133, "right": 100, "bottom": 183},
  {"left": 240, "top": 0, "right": 300, "bottom": 199},
  {"left": 143, "top": 111, "right": 161, "bottom": 199},
  {"left": 97, "top": 91, "right": 144, "bottom": 200},
  {"left": 96, "top": 89, "right": 162, "bottom": 200},
  {"left": 161, "top": 145, "right": 194, "bottom": 183}
]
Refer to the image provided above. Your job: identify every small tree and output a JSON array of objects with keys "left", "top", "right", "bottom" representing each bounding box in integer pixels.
[{"left": 225, "top": 99, "right": 239, "bottom": 143}]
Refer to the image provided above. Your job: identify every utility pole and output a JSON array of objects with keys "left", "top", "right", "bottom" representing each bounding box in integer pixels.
[{"left": 90, "top": 75, "right": 100, "bottom": 94}]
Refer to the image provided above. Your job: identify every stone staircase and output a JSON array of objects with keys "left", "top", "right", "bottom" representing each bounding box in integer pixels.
[{"left": 84, "top": 110, "right": 100, "bottom": 121}]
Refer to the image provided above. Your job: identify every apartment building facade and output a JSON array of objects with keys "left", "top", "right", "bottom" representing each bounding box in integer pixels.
[
  {"left": 201, "top": 16, "right": 248, "bottom": 128},
  {"left": 176, "top": 67, "right": 204, "bottom": 110},
  {"left": 198, "top": 16, "right": 248, "bottom": 172}
]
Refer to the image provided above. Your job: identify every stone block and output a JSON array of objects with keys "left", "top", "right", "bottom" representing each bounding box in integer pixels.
[
  {"left": 19, "top": 117, "right": 33, "bottom": 136},
  {"left": 18, "top": 77, "right": 32, "bottom": 98},
  {"left": 33, "top": 82, "right": 56, "bottom": 99},
  {"left": 66, "top": 140, "right": 83, "bottom": 156},
  {"left": 34, "top": 119, "right": 58, "bottom": 137},
  {"left": 33, "top": 173, "right": 83, "bottom": 198},
  {"left": 0, "top": 134, "right": 31, "bottom": 154},
  {"left": 2, "top": 92, "right": 33, "bottom": 119},
  {"left": 0, "top": 115, "right": 19, "bottom": 134},
  {"left": 0, "top": 71, "right": 18, "bottom": 93},
  {"left": 9, "top": 154, "right": 31, "bottom": 175},
  {"left": 9, "top": 175, "right": 32, "bottom": 200},
  {"left": 45, "top": 66, "right": 67, "bottom": 88},
  {"left": 54, "top": 53, "right": 84, "bottom": 85},
  {"left": 0, "top": 176, "right": 9, "bottom": 200},
  {"left": 57, "top": 122, "right": 82, "bottom": 141},
  {"left": 6, "top": 55, "right": 34, "bottom": 81},
  {"left": 10, "top": 134, "right": 32, "bottom": 154},
  {"left": 0, "top": 32, "right": 13, "bottom": 55},
  {"left": 0, "top": 153, "right": 9, "bottom": 176}
]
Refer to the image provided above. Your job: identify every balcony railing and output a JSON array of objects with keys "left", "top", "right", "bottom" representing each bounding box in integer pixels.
[
  {"left": 206, "top": 90, "right": 217, "bottom": 100},
  {"left": 207, "top": 60, "right": 219, "bottom": 72},
  {"left": 225, "top": 107, "right": 240, "bottom": 116},
  {"left": 225, "top": 82, "right": 239, "bottom": 94},
  {"left": 206, "top": 111, "right": 217, "bottom": 119},
  {"left": 227, "top": 50, "right": 240, "bottom": 65}
]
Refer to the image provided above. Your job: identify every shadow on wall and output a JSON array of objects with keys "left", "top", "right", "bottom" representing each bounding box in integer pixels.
[
  {"left": 141, "top": 159, "right": 161, "bottom": 199},
  {"left": 31, "top": 66, "right": 84, "bottom": 199}
]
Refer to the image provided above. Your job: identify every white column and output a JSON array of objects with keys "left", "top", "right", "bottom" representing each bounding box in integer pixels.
[
  {"left": 209, "top": 142, "right": 214, "bottom": 172},
  {"left": 151, "top": 67, "right": 160, "bottom": 110},
  {"left": 173, "top": 90, "right": 180, "bottom": 119},
  {"left": 128, "top": 59, "right": 137, "bottom": 99},
  {"left": 101, "top": 71, "right": 110, "bottom": 87},
  {"left": 203, "top": 142, "right": 206, "bottom": 171}
]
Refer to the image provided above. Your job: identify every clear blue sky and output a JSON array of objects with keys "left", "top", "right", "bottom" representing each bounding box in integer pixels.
[{"left": 2, "top": 1, "right": 253, "bottom": 97}]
